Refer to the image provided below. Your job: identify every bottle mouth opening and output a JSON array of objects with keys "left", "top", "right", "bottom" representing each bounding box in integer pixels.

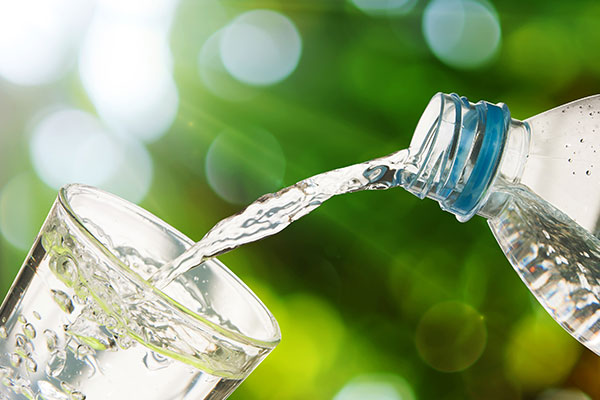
[{"left": 409, "top": 94, "right": 445, "bottom": 158}]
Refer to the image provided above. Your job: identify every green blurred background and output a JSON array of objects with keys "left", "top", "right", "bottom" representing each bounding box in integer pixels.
[{"left": 1, "top": 0, "right": 600, "bottom": 399}]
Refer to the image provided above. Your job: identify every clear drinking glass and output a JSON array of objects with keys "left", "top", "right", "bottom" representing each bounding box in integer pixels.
[{"left": 0, "top": 184, "right": 280, "bottom": 399}]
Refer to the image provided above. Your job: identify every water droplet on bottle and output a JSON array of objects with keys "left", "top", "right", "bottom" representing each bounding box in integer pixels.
[
  {"left": 0, "top": 326, "right": 7, "bottom": 339},
  {"left": 586, "top": 170, "right": 592, "bottom": 176},
  {"left": 17, "top": 315, "right": 27, "bottom": 324},
  {"left": 568, "top": 158, "right": 572, "bottom": 163},
  {"left": 22, "top": 323, "right": 36, "bottom": 339},
  {"left": 47, "top": 350, "right": 67, "bottom": 377},
  {"left": 32, "top": 311, "right": 41, "bottom": 320},
  {"left": 51, "top": 290, "right": 75, "bottom": 314},
  {"left": 580, "top": 138, "right": 585, "bottom": 143}
]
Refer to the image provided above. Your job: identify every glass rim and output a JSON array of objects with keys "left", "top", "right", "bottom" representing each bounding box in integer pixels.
[{"left": 57, "top": 183, "right": 281, "bottom": 349}]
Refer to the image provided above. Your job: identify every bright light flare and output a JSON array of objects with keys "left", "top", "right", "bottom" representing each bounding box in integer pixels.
[
  {"left": 0, "top": 0, "right": 93, "bottom": 85},
  {"left": 79, "top": 20, "right": 179, "bottom": 142}
]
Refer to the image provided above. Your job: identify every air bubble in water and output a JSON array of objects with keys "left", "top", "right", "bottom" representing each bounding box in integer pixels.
[
  {"left": 75, "top": 344, "right": 94, "bottom": 360},
  {"left": 19, "top": 385, "right": 35, "bottom": 399},
  {"left": 104, "top": 316, "right": 118, "bottom": 330},
  {"left": 38, "top": 381, "right": 69, "bottom": 400},
  {"left": 586, "top": 170, "right": 592, "bottom": 176},
  {"left": 0, "top": 367, "right": 11, "bottom": 379},
  {"left": 143, "top": 351, "right": 172, "bottom": 371},
  {"left": 23, "top": 323, "right": 36, "bottom": 339},
  {"left": 0, "top": 368, "right": 12, "bottom": 392},
  {"left": 60, "top": 381, "right": 76, "bottom": 394},
  {"left": 15, "top": 334, "right": 26, "bottom": 348},
  {"left": 14, "top": 334, "right": 33, "bottom": 356},
  {"left": 46, "top": 350, "right": 67, "bottom": 377},
  {"left": 9, "top": 353, "right": 21, "bottom": 368},
  {"left": 44, "top": 329, "right": 59, "bottom": 351},
  {"left": 51, "top": 290, "right": 75, "bottom": 314},
  {"left": 70, "top": 391, "right": 86, "bottom": 400},
  {"left": 1, "top": 375, "right": 13, "bottom": 388},
  {"left": 50, "top": 256, "right": 78, "bottom": 286},
  {"left": 24, "top": 357, "right": 37, "bottom": 373},
  {"left": 116, "top": 335, "right": 133, "bottom": 350}
]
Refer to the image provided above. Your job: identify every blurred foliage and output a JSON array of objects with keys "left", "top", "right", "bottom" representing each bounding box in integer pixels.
[{"left": 2, "top": 0, "right": 600, "bottom": 399}]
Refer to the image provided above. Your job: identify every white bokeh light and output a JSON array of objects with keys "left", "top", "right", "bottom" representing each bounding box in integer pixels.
[
  {"left": 30, "top": 109, "right": 122, "bottom": 188},
  {"left": 79, "top": 20, "right": 179, "bottom": 142},
  {"left": 423, "top": 0, "right": 501, "bottom": 69},
  {"left": 0, "top": 0, "right": 94, "bottom": 85},
  {"left": 29, "top": 108, "right": 153, "bottom": 203},
  {"left": 333, "top": 374, "right": 416, "bottom": 400},
  {"left": 198, "top": 30, "right": 258, "bottom": 101},
  {"left": 220, "top": 10, "right": 302, "bottom": 86},
  {"left": 96, "top": 0, "right": 179, "bottom": 30},
  {"left": 350, "top": 0, "right": 417, "bottom": 17}
]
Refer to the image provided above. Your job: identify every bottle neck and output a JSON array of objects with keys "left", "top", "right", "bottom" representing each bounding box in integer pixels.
[{"left": 402, "top": 93, "right": 530, "bottom": 222}]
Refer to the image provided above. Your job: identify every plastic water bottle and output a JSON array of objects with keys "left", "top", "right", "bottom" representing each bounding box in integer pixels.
[{"left": 403, "top": 93, "right": 600, "bottom": 353}]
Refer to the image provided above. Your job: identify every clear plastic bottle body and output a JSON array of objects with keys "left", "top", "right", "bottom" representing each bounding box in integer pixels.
[
  {"left": 485, "top": 96, "right": 600, "bottom": 353},
  {"left": 407, "top": 93, "right": 600, "bottom": 355},
  {"left": 488, "top": 184, "right": 600, "bottom": 351},
  {"left": 514, "top": 95, "right": 600, "bottom": 234}
]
